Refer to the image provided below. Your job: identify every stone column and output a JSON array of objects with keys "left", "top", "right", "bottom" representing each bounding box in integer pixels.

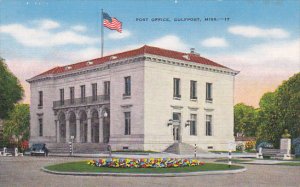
[
  {"left": 76, "top": 119, "right": 80, "bottom": 143},
  {"left": 66, "top": 119, "right": 70, "bottom": 143},
  {"left": 99, "top": 117, "right": 103, "bottom": 143},
  {"left": 87, "top": 118, "right": 92, "bottom": 143},
  {"left": 56, "top": 120, "right": 60, "bottom": 143}
]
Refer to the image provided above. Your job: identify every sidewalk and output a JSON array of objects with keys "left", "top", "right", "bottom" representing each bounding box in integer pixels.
[
  {"left": 240, "top": 159, "right": 300, "bottom": 165},
  {"left": 49, "top": 152, "right": 257, "bottom": 159}
]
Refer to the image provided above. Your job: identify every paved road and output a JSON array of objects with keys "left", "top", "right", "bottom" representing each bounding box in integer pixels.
[{"left": 0, "top": 156, "right": 299, "bottom": 187}]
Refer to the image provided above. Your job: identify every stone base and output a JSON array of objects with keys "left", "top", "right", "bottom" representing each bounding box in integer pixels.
[
  {"left": 256, "top": 153, "right": 263, "bottom": 159},
  {"left": 283, "top": 154, "right": 292, "bottom": 160},
  {"left": 280, "top": 138, "right": 291, "bottom": 154}
]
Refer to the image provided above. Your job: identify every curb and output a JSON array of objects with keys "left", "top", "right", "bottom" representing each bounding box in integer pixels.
[
  {"left": 239, "top": 161, "right": 300, "bottom": 165},
  {"left": 47, "top": 153, "right": 257, "bottom": 159},
  {"left": 42, "top": 166, "right": 247, "bottom": 177}
]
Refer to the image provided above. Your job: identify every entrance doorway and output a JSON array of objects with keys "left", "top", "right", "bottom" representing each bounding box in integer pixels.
[
  {"left": 173, "top": 125, "right": 180, "bottom": 142},
  {"left": 172, "top": 112, "right": 181, "bottom": 142}
]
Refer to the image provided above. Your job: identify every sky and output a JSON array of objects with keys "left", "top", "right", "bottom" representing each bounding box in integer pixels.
[{"left": 0, "top": 0, "right": 299, "bottom": 107}]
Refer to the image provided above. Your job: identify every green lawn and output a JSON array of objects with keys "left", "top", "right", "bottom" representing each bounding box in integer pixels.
[
  {"left": 111, "top": 150, "right": 158, "bottom": 154},
  {"left": 45, "top": 161, "right": 243, "bottom": 173},
  {"left": 210, "top": 151, "right": 242, "bottom": 153},
  {"left": 277, "top": 162, "right": 300, "bottom": 166},
  {"left": 215, "top": 159, "right": 253, "bottom": 163},
  {"left": 253, "top": 157, "right": 300, "bottom": 161},
  {"left": 210, "top": 150, "right": 256, "bottom": 154}
]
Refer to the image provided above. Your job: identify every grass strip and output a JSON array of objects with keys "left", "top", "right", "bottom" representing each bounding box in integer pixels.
[
  {"left": 215, "top": 159, "right": 253, "bottom": 163},
  {"left": 276, "top": 162, "right": 300, "bottom": 166}
]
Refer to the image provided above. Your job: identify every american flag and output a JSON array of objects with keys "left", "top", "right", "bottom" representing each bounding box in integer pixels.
[{"left": 103, "top": 12, "right": 122, "bottom": 33}]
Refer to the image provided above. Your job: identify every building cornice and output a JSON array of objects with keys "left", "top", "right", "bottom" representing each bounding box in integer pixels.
[
  {"left": 26, "top": 55, "right": 145, "bottom": 83},
  {"left": 27, "top": 53, "right": 239, "bottom": 83},
  {"left": 144, "top": 54, "right": 239, "bottom": 76}
]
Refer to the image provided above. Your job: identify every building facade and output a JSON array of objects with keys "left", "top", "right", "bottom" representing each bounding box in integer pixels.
[{"left": 27, "top": 45, "right": 238, "bottom": 151}]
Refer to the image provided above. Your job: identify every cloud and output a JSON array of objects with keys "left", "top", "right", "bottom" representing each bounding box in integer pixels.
[
  {"left": 228, "top": 25, "right": 289, "bottom": 39},
  {"left": 71, "top": 25, "right": 87, "bottom": 32},
  {"left": 108, "top": 30, "right": 131, "bottom": 39},
  {"left": 0, "top": 23, "right": 97, "bottom": 47},
  {"left": 218, "top": 39, "right": 300, "bottom": 70},
  {"left": 64, "top": 47, "right": 102, "bottom": 62},
  {"left": 105, "top": 35, "right": 190, "bottom": 55},
  {"left": 149, "top": 35, "right": 189, "bottom": 52},
  {"left": 201, "top": 37, "right": 228, "bottom": 47},
  {"left": 211, "top": 39, "right": 300, "bottom": 107},
  {"left": 37, "top": 19, "right": 60, "bottom": 30}
]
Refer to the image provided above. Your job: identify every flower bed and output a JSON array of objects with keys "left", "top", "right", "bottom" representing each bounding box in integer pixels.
[{"left": 88, "top": 158, "right": 204, "bottom": 168}]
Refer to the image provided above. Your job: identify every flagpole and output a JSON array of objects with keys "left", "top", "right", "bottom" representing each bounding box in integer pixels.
[{"left": 101, "top": 9, "right": 104, "bottom": 57}]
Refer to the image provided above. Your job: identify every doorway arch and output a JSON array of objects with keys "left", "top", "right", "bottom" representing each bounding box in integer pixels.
[
  {"left": 91, "top": 110, "right": 99, "bottom": 143},
  {"left": 58, "top": 112, "right": 66, "bottom": 143},
  {"left": 69, "top": 111, "right": 76, "bottom": 141}
]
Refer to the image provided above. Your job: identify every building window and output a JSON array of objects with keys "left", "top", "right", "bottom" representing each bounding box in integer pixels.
[
  {"left": 80, "top": 85, "right": 86, "bottom": 102},
  {"left": 70, "top": 87, "right": 75, "bottom": 104},
  {"left": 104, "top": 81, "right": 110, "bottom": 97},
  {"left": 124, "top": 112, "right": 131, "bottom": 135},
  {"left": 38, "top": 91, "right": 43, "bottom": 107},
  {"left": 190, "top": 80, "right": 197, "bottom": 100},
  {"left": 206, "top": 83, "right": 213, "bottom": 102},
  {"left": 92, "top": 83, "right": 97, "bottom": 101},
  {"left": 124, "top": 76, "right": 131, "bottom": 96},
  {"left": 190, "top": 114, "right": 197, "bottom": 135},
  {"left": 173, "top": 112, "right": 181, "bottom": 122},
  {"left": 60, "top": 89, "right": 64, "bottom": 105},
  {"left": 173, "top": 78, "right": 181, "bottom": 98},
  {"left": 38, "top": 118, "right": 43, "bottom": 136},
  {"left": 206, "top": 115, "right": 212, "bottom": 136}
]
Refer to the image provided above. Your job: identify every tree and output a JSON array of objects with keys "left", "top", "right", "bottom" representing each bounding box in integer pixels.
[
  {"left": 256, "top": 92, "right": 280, "bottom": 146},
  {"left": 275, "top": 73, "right": 300, "bottom": 140},
  {"left": 0, "top": 57, "right": 24, "bottom": 119},
  {"left": 3, "top": 104, "right": 30, "bottom": 146},
  {"left": 234, "top": 103, "right": 258, "bottom": 137},
  {"left": 257, "top": 73, "right": 300, "bottom": 148}
]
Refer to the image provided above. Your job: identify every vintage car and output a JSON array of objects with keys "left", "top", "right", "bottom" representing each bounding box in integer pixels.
[{"left": 28, "top": 143, "right": 49, "bottom": 156}]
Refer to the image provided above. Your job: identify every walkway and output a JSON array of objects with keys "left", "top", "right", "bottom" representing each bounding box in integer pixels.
[
  {"left": 0, "top": 156, "right": 299, "bottom": 187},
  {"left": 49, "top": 152, "right": 257, "bottom": 159}
]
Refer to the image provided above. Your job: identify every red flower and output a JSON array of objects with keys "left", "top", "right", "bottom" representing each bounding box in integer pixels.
[{"left": 20, "top": 140, "right": 29, "bottom": 150}]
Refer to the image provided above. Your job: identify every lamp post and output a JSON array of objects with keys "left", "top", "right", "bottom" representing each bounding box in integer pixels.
[
  {"left": 103, "top": 111, "right": 108, "bottom": 118},
  {"left": 228, "top": 141, "right": 234, "bottom": 168},
  {"left": 70, "top": 136, "right": 74, "bottom": 156},
  {"left": 103, "top": 110, "right": 108, "bottom": 143},
  {"left": 167, "top": 119, "right": 173, "bottom": 126},
  {"left": 228, "top": 150, "right": 232, "bottom": 168},
  {"left": 185, "top": 120, "right": 190, "bottom": 127}
]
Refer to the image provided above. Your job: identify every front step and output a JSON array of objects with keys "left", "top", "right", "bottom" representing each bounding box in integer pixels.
[
  {"left": 47, "top": 143, "right": 70, "bottom": 153},
  {"left": 47, "top": 143, "right": 109, "bottom": 154},
  {"left": 73, "top": 143, "right": 108, "bottom": 154},
  {"left": 164, "top": 143, "right": 208, "bottom": 155}
]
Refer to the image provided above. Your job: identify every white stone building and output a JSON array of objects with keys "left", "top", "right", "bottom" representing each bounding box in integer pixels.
[{"left": 27, "top": 45, "right": 239, "bottom": 152}]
